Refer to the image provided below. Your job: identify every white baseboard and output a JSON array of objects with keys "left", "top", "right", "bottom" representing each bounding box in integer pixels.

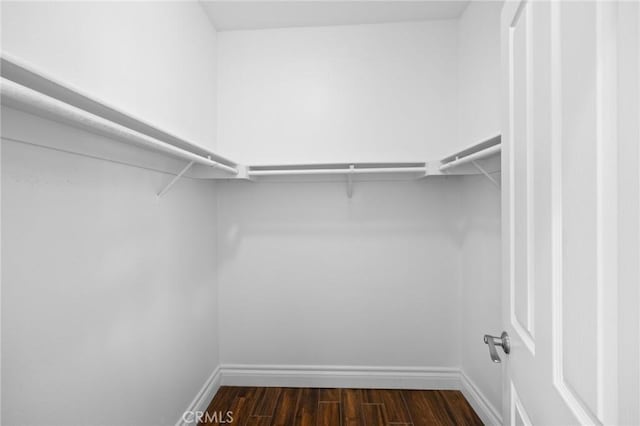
[
  {"left": 178, "top": 365, "right": 502, "bottom": 426},
  {"left": 459, "top": 370, "right": 502, "bottom": 426},
  {"left": 220, "top": 364, "right": 460, "bottom": 390},
  {"left": 175, "top": 366, "right": 222, "bottom": 426}
]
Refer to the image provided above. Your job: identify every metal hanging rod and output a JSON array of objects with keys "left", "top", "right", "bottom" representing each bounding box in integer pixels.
[
  {"left": 439, "top": 143, "right": 501, "bottom": 172},
  {"left": 1, "top": 77, "right": 238, "bottom": 175},
  {"left": 1, "top": 53, "right": 237, "bottom": 166},
  {"left": 248, "top": 163, "right": 426, "bottom": 198},
  {"left": 248, "top": 166, "right": 427, "bottom": 177}
]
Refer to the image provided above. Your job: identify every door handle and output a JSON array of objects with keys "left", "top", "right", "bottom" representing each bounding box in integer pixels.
[{"left": 484, "top": 331, "right": 511, "bottom": 363}]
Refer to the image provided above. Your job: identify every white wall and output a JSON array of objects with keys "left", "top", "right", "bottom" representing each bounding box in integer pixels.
[
  {"left": 456, "top": 0, "right": 504, "bottom": 414},
  {"left": 457, "top": 1, "right": 502, "bottom": 148},
  {"left": 1, "top": 1, "right": 219, "bottom": 151},
  {"left": 1, "top": 109, "right": 220, "bottom": 426},
  {"left": 217, "top": 179, "right": 462, "bottom": 368},
  {"left": 458, "top": 176, "right": 502, "bottom": 411},
  {"left": 217, "top": 21, "right": 458, "bottom": 164}
]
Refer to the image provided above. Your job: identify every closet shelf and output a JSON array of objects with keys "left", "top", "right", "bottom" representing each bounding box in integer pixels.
[
  {"left": 434, "top": 135, "right": 501, "bottom": 186},
  {"left": 1, "top": 53, "right": 501, "bottom": 194},
  {"left": 248, "top": 162, "right": 427, "bottom": 177},
  {"left": 248, "top": 163, "right": 427, "bottom": 198},
  {"left": 0, "top": 54, "right": 240, "bottom": 180},
  {"left": 1, "top": 78, "right": 238, "bottom": 174},
  {"left": 439, "top": 135, "right": 501, "bottom": 171}
]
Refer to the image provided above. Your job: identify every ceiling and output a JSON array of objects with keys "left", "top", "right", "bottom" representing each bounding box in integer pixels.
[{"left": 200, "top": 1, "right": 471, "bottom": 31}]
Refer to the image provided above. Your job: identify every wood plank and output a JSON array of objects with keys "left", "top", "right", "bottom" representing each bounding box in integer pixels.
[
  {"left": 252, "top": 387, "right": 283, "bottom": 417},
  {"left": 203, "top": 386, "right": 236, "bottom": 412},
  {"left": 439, "top": 390, "right": 483, "bottom": 426},
  {"left": 198, "top": 386, "right": 483, "bottom": 426},
  {"left": 420, "top": 391, "right": 456, "bottom": 424},
  {"left": 401, "top": 390, "right": 441, "bottom": 426},
  {"left": 342, "top": 389, "right": 363, "bottom": 426},
  {"left": 200, "top": 387, "right": 239, "bottom": 426},
  {"left": 272, "top": 388, "right": 302, "bottom": 426},
  {"left": 227, "top": 387, "right": 258, "bottom": 426},
  {"left": 361, "top": 404, "right": 385, "bottom": 426},
  {"left": 294, "top": 387, "right": 318, "bottom": 426},
  {"left": 317, "top": 402, "right": 341, "bottom": 426},
  {"left": 318, "top": 388, "right": 341, "bottom": 402},
  {"left": 362, "top": 389, "right": 411, "bottom": 423}
]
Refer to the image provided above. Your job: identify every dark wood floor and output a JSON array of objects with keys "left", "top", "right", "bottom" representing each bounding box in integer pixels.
[{"left": 200, "top": 386, "right": 483, "bottom": 426}]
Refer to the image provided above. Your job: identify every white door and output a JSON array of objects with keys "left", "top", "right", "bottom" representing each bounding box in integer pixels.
[{"left": 500, "top": 1, "right": 639, "bottom": 425}]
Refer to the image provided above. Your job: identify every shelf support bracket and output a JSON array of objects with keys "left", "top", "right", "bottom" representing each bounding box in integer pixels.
[
  {"left": 157, "top": 160, "right": 195, "bottom": 198},
  {"left": 471, "top": 160, "right": 499, "bottom": 188},
  {"left": 347, "top": 164, "right": 355, "bottom": 198}
]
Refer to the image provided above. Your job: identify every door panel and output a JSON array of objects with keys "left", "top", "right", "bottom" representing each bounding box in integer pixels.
[
  {"left": 501, "top": 1, "right": 638, "bottom": 424},
  {"left": 551, "top": 2, "right": 619, "bottom": 423},
  {"left": 556, "top": 1, "right": 600, "bottom": 418}
]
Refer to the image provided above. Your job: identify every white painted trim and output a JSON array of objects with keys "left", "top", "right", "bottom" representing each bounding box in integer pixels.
[
  {"left": 220, "top": 364, "right": 460, "bottom": 390},
  {"left": 460, "top": 370, "right": 503, "bottom": 426},
  {"left": 175, "top": 366, "right": 222, "bottom": 426}
]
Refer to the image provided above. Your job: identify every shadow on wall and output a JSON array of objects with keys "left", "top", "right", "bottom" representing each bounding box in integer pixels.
[
  {"left": 216, "top": 177, "right": 466, "bottom": 265},
  {"left": 452, "top": 172, "right": 502, "bottom": 245},
  {"left": 213, "top": 173, "right": 501, "bottom": 369}
]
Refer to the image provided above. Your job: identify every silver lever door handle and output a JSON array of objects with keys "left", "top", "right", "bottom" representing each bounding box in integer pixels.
[{"left": 484, "top": 331, "right": 511, "bottom": 363}]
